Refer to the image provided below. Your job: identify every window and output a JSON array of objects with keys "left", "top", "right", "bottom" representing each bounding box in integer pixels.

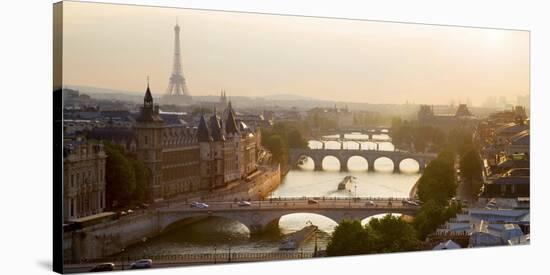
[
  {"left": 76, "top": 173, "right": 80, "bottom": 184},
  {"left": 70, "top": 198, "right": 74, "bottom": 217},
  {"left": 144, "top": 135, "right": 148, "bottom": 145},
  {"left": 70, "top": 174, "right": 74, "bottom": 187}
]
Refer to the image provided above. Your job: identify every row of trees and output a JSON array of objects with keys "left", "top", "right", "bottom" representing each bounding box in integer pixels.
[
  {"left": 391, "top": 118, "right": 447, "bottom": 153},
  {"left": 261, "top": 122, "right": 309, "bottom": 168},
  {"left": 103, "top": 142, "right": 151, "bottom": 209},
  {"left": 413, "top": 148, "right": 462, "bottom": 239}
]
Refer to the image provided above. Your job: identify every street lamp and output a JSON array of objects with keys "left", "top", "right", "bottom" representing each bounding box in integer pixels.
[
  {"left": 120, "top": 248, "right": 125, "bottom": 270},
  {"left": 313, "top": 227, "right": 318, "bottom": 257},
  {"left": 227, "top": 237, "right": 232, "bottom": 263},
  {"left": 213, "top": 245, "right": 217, "bottom": 264},
  {"left": 258, "top": 190, "right": 262, "bottom": 208}
]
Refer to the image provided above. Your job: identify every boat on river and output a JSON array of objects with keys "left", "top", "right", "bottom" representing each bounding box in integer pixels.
[
  {"left": 338, "top": 175, "right": 354, "bottom": 191},
  {"left": 279, "top": 225, "right": 318, "bottom": 250}
]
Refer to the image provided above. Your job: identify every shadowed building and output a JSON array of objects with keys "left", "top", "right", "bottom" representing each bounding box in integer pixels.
[
  {"left": 63, "top": 139, "right": 107, "bottom": 222},
  {"left": 417, "top": 104, "right": 478, "bottom": 131}
]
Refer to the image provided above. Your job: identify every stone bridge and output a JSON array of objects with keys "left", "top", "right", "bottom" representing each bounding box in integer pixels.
[
  {"left": 289, "top": 148, "right": 437, "bottom": 172},
  {"left": 157, "top": 199, "right": 419, "bottom": 234},
  {"left": 67, "top": 198, "right": 418, "bottom": 260}
]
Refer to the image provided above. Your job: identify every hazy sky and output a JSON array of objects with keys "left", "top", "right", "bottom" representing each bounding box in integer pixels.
[{"left": 62, "top": 1, "right": 529, "bottom": 105}]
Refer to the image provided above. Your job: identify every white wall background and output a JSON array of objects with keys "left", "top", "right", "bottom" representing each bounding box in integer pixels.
[{"left": 0, "top": 0, "right": 548, "bottom": 274}]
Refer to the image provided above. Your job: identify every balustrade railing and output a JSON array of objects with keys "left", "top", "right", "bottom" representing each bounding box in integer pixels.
[{"left": 65, "top": 251, "right": 316, "bottom": 265}]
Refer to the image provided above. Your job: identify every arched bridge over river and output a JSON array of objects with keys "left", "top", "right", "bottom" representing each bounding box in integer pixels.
[
  {"left": 289, "top": 148, "right": 437, "bottom": 173},
  {"left": 159, "top": 198, "right": 419, "bottom": 234}
]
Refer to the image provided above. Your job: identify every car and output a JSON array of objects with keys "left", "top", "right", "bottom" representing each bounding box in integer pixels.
[
  {"left": 190, "top": 201, "right": 209, "bottom": 208},
  {"left": 402, "top": 200, "right": 419, "bottom": 206},
  {"left": 190, "top": 202, "right": 208, "bottom": 208},
  {"left": 238, "top": 201, "right": 252, "bottom": 207},
  {"left": 130, "top": 259, "right": 153, "bottom": 269},
  {"left": 127, "top": 209, "right": 134, "bottom": 214},
  {"left": 90, "top": 263, "right": 115, "bottom": 272},
  {"left": 365, "top": 201, "right": 376, "bottom": 207},
  {"left": 308, "top": 199, "right": 319, "bottom": 204}
]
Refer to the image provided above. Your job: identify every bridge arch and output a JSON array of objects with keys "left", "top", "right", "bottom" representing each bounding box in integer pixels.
[
  {"left": 295, "top": 155, "right": 315, "bottom": 171},
  {"left": 372, "top": 156, "right": 395, "bottom": 172},
  {"left": 360, "top": 212, "right": 404, "bottom": 225},
  {"left": 320, "top": 155, "right": 341, "bottom": 171},
  {"left": 346, "top": 156, "right": 369, "bottom": 172},
  {"left": 397, "top": 158, "right": 422, "bottom": 173},
  {"left": 278, "top": 213, "right": 339, "bottom": 233}
]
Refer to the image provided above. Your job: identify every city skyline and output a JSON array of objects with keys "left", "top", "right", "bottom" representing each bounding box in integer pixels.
[{"left": 62, "top": 1, "right": 529, "bottom": 106}]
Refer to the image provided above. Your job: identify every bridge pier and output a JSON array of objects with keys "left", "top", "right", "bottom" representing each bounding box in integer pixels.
[
  {"left": 314, "top": 161, "right": 323, "bottom": 171},
  {"left": 367, "top": 161, "right": 375, "bottom": 172},
  {"left": 393, "top": 165, "right": 400, "bottom": 173},
  {"left": 392, "top": 158, "right": 400, "bottom": 173},
  {"left": 340, "top": 161, "right": 348, "bottom": 172}
]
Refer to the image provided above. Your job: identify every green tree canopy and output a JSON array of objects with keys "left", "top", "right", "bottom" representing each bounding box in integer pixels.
[
  {"left": 412, "top": 199, "right": 460, "bottom": 240},
  {"left": 104, "top": 142, "right": 136, "bottom": 208},
  {"left": 368, "top": 214, "right": 420, "bottom": 253},
  {"left": 326, "top": 220, "right": 373, "bottom": 256},
  {"left": 416, "top": 157, "right": 456, "bottom": 204},
  {"left": 459, "top": 148, "right": 483, "bottom": 197},
  {"left": 131, "top": 158, "right": 151, "bottom": 202},
  {"left": 326, "top": 215, "right": 420, "bottom": 256}
]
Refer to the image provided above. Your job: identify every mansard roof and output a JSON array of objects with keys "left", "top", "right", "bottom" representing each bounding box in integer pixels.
[
  {"left": 209, "top": 113, "right": 225, "bottom": 141},
  {"left": 225, "top": 101, "right": 239, "bottom": 135}
]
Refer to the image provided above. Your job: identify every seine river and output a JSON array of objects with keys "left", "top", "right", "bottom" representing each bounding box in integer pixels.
[{"left": 119, "top": 133, "right": 420, "bottom": 257}]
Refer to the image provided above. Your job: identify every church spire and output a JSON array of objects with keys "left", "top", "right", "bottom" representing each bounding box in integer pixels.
[{"left": 144, "top": 76, "right": 153, "bottom": 106}]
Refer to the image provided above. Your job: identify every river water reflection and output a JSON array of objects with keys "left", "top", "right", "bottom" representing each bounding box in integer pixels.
[{"left": 119, "top": 133, "right": 420, "bottom": 257}]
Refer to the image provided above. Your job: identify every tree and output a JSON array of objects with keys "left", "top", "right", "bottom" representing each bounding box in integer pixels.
[
  {"left": 131, "top": 158, "right": 151, "bottom": 202},
  {"left": 326, "top": 215, "right": 420, "bottom": 256},
  {"left": 264, "top": 134, "right": 287, "bottom": 165},
  {"left": 287, "top": 129, "right": 308, "bottom": 149},
  {"left": 104, "top": 143, "right": 136, "bottom": 208},
  {"left": 416, "top": 157, "right": 456, "bottom": 204},
  {"left": 459, "top": 148, "right": 483, "bottom": 197},
  {"left": 326, "top": 220, "right": 373, "bottom": 256},
  {"left": 368, "top": 215, "right": 420, "bottom": 253}
]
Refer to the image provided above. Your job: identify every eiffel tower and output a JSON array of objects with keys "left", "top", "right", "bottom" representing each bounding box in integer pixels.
[{"left": 164, "top": 20, "right": 192, "bottom": 105}]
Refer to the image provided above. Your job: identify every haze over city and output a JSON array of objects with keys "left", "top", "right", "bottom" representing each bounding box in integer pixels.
[{"left": 62, "top": 1, "right": 529, "bottom": 106}]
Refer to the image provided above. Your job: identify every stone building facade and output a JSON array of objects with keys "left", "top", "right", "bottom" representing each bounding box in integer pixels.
[
  {"left": 134, "top": 84, "right": 201, "bottom": 201},
  {"left": 197, "top": 101, "right": 258, "bottom": 191},
  {"left": 63, "top": 139, "right": 107, "bottom": 222}
]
